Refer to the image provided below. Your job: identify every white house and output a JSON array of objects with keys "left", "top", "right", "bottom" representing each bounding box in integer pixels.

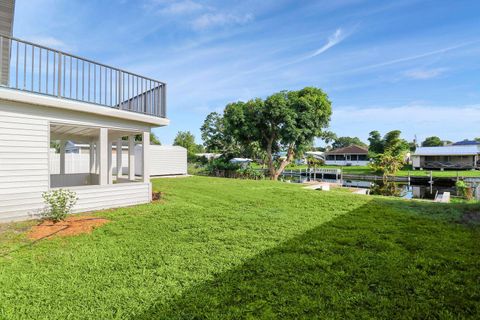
[
  {"left": 412, "top": 145, "right": 480, "bottom": 170},
  {"left": 0, "top": 1, "right": 169, "bottom": 221},
  {"left": 324, "top": 145, "right": 369, "bottom": 166}
]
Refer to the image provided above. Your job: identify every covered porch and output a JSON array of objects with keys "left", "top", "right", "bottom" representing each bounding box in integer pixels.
[{"left": 50, "top": 122, "right": 150, "bottom": 188}]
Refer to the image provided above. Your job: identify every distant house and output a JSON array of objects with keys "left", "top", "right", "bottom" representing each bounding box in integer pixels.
[
  {"left": 412, "top": 145, "right": 480, "bottom": 170},
  {"left": 325, "top": 145, "right": 369, "bottom": 166},
  {"left": 304, "top": 151, "right": 325, "bottom": 161},
  {"left": 452, "top": 140, "right": 480, "bottom": 146},
  {"left": 230, "top": 158, "right": 253, "bottom": 168},
  {"left": 195, "top": 153, "right": 222, "bottom": 161}
]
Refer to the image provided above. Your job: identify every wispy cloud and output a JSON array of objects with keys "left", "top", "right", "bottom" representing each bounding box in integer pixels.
[
  {"left": 403, "top": 68, "right": 447, "bottom": 80},
  {"left": 191, "top": 12, "right": 254, "bottom": 30},
  {"left": 157, "top": 0, "right": 204, "bottom": 15},
  {"left": 24, "top": 35, "right": 73, "bottom": 52},
  {"left": 306, "top": 28, "right": 348, "bottom": 59},
  {"left": 282, "top": 27, "right": 352, "bottom": 66},
  {"left": 344, "top": 41, "right": 478, "bottom": 74}
]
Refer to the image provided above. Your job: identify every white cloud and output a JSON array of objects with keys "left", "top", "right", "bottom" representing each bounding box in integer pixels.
[
  {"left": 330, "top": 104, "right": 480, "bottom": 143},
  {"left": 24, "top": 36, "right": 73, "bottom": 52},
  {"left": 307, "top": 28, "right": 347, "bottom": 58},
  {"left": 403, "top": 68, "right": 446, "bottom": 80},
  {"left": 343, "top": 41, "right": 478, "bottom": 74},
  {"left": 158, "top": 0, "right": 203, "bottom": 15},
  {"left": 192, "top": 12, "right": 254, "bottom": 30}
]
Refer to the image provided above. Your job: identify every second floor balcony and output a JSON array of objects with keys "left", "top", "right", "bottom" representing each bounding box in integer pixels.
[{"left": 0, "top": 35, "right": 166, "bottom": 118}]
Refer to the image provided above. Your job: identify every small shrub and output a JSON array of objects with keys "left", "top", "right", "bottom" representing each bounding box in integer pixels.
[
  {"left": 456, "top": 180, "right": 473, "bottom": 200},
  {"left": 205, "top": 158, "right": 240, "bottom": 174},
  {"left": 42, "top": 189, "right": 78, "bottom": 222},
  {"left": 237, "top": 167, "right": 265, "bottom": 180}
]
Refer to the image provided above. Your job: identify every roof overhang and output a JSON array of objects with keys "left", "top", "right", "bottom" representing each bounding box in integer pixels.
[
  {"left": 0, "top": 87, "right": 170, "bottom": 127},
  {"left": 413, "top": 146, "right": 480, "bottom": 156}
]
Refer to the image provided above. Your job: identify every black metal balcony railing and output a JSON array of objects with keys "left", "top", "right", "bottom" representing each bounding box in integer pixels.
[{"left": 0, "top": 36, "right": 166, "bottom": 118}]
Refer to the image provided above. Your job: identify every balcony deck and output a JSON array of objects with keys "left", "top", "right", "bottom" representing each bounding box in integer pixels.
[{"left": 0, "top": 36, "right": 166, "bottom": 118}]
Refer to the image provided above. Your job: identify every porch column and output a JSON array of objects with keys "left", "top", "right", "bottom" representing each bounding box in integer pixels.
[
  {"left": 142, "top": 131, "right": 150, "bottom": 183},
  {"left": 59, "top": 140, "right": 66, "bottom": 175},
  {"left": 99, "top": 128, "right": 109, "bottom": 185},
  {"left": 116, "top": 139, "right": 123, "bottom": 179},
  {"left": 108, "top": 140, "right": 114, "bottom": 184},
  {"left": 96, "top": 138, "right": 101, "bottom": 174},
  {"left": 128, "top": 135, "right": 136, "bottom": 181},
  {"left": 89, "top": 142, "right": 95, "bottom": 174}
]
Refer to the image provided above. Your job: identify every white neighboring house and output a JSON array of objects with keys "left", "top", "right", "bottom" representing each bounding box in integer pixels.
[
  {"left": 230, "top": 158, "right": 253, "bottom": 168},
  {"left": 324, "top": 145, "right": 369, "bottom": 166},
  {"left": 412, "top": 145, "right": 480, "bottom": 170},
  {"left": 196, "top": 153, "right": 221, "bottom": 160},
  {"left": 305, "top": 151, "right": 325, "bottom": 160},
  {"left": 0, "top": 1, "right": 169, "bottom": 221}
]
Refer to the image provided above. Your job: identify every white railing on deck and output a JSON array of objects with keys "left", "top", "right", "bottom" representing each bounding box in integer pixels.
[{"left": 0, "top": 36, "right": 166, "bottom": 118}]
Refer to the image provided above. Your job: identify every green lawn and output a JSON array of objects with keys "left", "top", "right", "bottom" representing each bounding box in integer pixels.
[{"left": 0, "top": 177, "right": 479, "bottom": 319}]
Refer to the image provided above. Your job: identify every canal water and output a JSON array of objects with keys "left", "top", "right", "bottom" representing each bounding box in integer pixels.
[{"left": 280, "top": 174, "right": 458, "bottom": 200}]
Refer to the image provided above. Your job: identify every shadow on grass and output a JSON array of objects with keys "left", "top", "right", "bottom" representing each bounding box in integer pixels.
[{"left": 133, "top": 199, "right": 480, "bottom": 319}]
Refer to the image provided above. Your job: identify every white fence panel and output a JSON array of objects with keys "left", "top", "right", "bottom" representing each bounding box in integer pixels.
[{"left": 50, "top": 152, "right": 130, "bottom": 175}]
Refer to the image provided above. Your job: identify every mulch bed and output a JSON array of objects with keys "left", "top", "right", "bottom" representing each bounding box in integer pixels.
[{"left": 28, "top": 216, "right": 110, "bottom": 240}]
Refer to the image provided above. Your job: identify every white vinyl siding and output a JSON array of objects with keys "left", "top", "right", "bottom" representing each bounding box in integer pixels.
[
  {"left": 0, "top": 113, "right": 49, "bottom": 221},
  {"left": 70, "top": 183, "right": 151, "bottom": 213}
]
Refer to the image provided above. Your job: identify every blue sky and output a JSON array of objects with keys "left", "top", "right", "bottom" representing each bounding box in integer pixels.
[{"left": 13, "top": 0, "right": 480, "bottom": 145}]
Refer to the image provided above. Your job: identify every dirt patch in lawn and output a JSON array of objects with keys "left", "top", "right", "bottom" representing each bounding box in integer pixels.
[{"left": 28, "top": 216, "right": 110, "bottom": 240}]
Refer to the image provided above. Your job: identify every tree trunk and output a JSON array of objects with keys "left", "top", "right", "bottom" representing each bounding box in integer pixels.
[
  {"left": 266, "top": 140, "right": 276, "bottom": 179},
  {"left": 272, "top": 145, "right": 295, "bottom": 180}
]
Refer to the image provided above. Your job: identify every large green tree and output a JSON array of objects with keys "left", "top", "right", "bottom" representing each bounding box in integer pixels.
[
  {"left": 223, "top": 87, "right": 332, "bottom": 180},
  {"left": 368, "top": 130, "right": 383, "bottom": 155},
  {"left": 368, "top": 130, "right": 409, "bottom": 157},
  {"left": 200, "top": 112, "right": 240, "bottom": 156},
  {"left": 421, "top": 136, "right": 443, "bottom": 147},
  {"left": 383, "top": 130, "right": 409, "bottom": 157},
  {"left": 173, "top": 131, "right": 202, "bottom": 159},
  {"left": 332, "top": 136, "right": 367, "bottom": 149}
]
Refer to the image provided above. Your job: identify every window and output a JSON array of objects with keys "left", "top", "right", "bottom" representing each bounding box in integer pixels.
[{"left": 358, "top": 154, "right": 367, "bottom": 161}]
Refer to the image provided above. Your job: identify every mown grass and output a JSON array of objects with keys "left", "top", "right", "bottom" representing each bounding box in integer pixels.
[{"left": 0, "top": 177, "right": 479, "bottom": 319}]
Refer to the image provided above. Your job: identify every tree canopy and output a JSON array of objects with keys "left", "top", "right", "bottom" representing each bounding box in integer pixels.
[
  {"left": 200, "top": 112, "right": 240, "bottom": 156},
  {"left": 173, "top": 131, "right": 203, "bottom": 159},
  {"left": 421, "top": 136, "right": 443, "bottom": 147},
  {"left": 331, "top": 136, "right": 367, "bottom": 149},
  {"left": 368, "top": 130, "right": 409, "bottom": 157},
  {"left": 368, "top": 131, "right": 383, "bottom": 155},
  {"left": 123, "top": 133, "right": 161, "bottom": 145},
  {"left": 223, "top": 87, "right": 332, "bottom": 179}
]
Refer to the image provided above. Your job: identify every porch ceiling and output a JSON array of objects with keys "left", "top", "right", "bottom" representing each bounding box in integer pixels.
[{"left": 50, "top": 123, "right": 141, "bottom": 142}]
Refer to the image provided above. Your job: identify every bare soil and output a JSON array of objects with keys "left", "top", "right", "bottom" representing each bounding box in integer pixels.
[{"left": 28, "top": 216, "right": 110, "bottom": 240}]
